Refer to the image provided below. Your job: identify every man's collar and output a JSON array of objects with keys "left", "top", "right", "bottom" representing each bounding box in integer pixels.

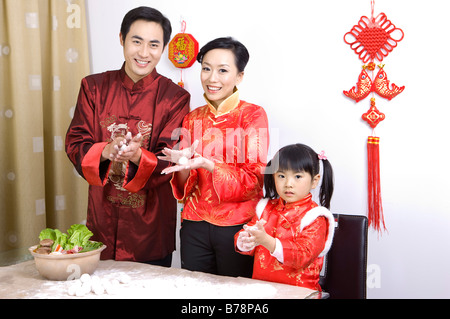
[{"left": 119, "top": 62, "right": 158, "bottom": 92}]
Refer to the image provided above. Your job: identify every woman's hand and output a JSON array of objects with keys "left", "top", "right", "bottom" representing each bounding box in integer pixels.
[
  {"left": 158, "top": 139, "right": 199, "bottom": 165},
  {"left": 158, "top": 140, "right": 215, "bottom": 174},
  {"left": 160, "top": 155, "right": 214, "bottom": 174}
]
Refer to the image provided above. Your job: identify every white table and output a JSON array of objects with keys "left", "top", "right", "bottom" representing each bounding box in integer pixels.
[{"left": 0, "top": 260, "right": 321, "bottom": 299}]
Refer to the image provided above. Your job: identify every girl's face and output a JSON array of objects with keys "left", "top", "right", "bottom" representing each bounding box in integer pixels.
[
  {"left": 274, "top": 169, "right": 320, "bottom": 204},
  {"left": 200, "top": 48, "right": 244, "bottom": 109}
]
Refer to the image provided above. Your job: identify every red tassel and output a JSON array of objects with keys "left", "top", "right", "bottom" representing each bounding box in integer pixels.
[
  {"left": 178, "top": 70, "right": 184, "bottom": 88},
  {"left": 367, "top": 136, "right": 386, "bottom": 232}
]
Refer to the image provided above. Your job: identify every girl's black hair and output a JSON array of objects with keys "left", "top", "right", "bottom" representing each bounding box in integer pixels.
[
  {"left": 120, "top": 6, "right": 172, "bottom": 47},
  {"left": 264, "top": 143, "right": 334, "bottom": 209},
  {"left": 196, "top": 37, "right": 250, "bottom": 73}
]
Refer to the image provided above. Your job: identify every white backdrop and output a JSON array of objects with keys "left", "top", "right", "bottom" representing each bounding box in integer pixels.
[{"left": 85, "top": 0, "right": 450, "bottom": 298}]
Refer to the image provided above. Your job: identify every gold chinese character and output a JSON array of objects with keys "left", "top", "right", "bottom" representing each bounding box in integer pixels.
[{"left": 176, "top": 37, "right": 187, "bottom": 51}]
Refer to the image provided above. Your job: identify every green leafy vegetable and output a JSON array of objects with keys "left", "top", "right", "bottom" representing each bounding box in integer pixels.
[
  {"left": 53, "top": 229, "right": 68, "bottom": 251},
  {"left": 66, "top": 224, "right": 93, "bottom": 250},
  {"left": 38, "top": 224, "right": 102, "bottom": 253},
  {"left": 80, "top": 240, "right": 103, "bottom": 252},
  {"left": 39, "top": 228, "right": 56, "bottom": 241}
]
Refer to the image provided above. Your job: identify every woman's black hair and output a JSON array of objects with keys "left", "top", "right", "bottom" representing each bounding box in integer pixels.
[
  {"left": 264, "top": 143, "right": 334, "bottom": 209},
  {"left": 196, "top": 37, "right": 250, "bottom": 73},
  {"left": 120, "top": 6, "right": 172, "bottom": 47}
]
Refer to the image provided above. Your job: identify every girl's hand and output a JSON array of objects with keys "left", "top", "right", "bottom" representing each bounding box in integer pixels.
[
  {"left": 237, "top": 230, "right": 256, "bottom": 251},
  {"left": 244, "top": 220, "right": 276, "bottom": 253}
]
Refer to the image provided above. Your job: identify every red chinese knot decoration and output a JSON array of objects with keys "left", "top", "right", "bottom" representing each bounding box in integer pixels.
[
  {"left": 168, "top": 20, "right": 199, "bottom": 88},
  {"left": 343, "top": 1, "right": 405, "bottom": 233},
  {"left": 343, "top": 12, "right": 404, "bottom": 63},
  {"left": 362, "top": 98, "right": 385, "bottom": 129}
]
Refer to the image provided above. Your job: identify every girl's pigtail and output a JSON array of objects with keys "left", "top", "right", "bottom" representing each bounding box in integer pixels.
[
  {"left": 263, "top": 159, "right": 277, "bottom": 199},
  {"left": 319, "top": 158, "right": 334, "bottom": 209}
]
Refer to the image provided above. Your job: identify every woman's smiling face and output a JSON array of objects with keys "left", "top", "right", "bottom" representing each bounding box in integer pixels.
[{"left": 200, "top": 48, "right": 243, "bottom": 109}]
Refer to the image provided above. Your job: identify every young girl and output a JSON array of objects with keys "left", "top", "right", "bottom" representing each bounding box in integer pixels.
[{"left": 235, "top": 143, "right": 335, "bottom": 291}]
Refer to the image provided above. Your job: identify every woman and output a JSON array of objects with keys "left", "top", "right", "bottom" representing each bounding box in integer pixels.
[{"left": 159, "top": 37, "right": 269, "bottom": 277}]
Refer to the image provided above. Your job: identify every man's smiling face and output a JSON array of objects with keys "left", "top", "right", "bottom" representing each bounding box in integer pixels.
[{"left": 120, "top": 20, "right": 165, "bottom": 83}]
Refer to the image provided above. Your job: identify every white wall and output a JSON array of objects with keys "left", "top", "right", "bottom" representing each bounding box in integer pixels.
[{"left": 85, "top": 0, "right": 450, "bottom": 298}]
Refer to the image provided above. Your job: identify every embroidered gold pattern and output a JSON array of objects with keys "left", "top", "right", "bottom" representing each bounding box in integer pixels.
[
  {"left": 103, "top": 116, "right": 153, "bottom": 208},
  {"left": 107, "top": 192, "right": 146, "bottom": 208}
]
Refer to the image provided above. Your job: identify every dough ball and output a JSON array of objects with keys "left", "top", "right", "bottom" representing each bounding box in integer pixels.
[
  {"left": 119, "top": 274, "right": 131, "bottom": 284},
  {"left": 178, "top": 156, "right": 188, "bottom": 165},
  {"left": 105, "top": 284, "right": 117, "bottom": 295},
  {"left": 81, "top": 281, "right": 92, "bottom": 294},
  {"left": 111, "top": 279, "right": 120, "bottom": 286},
  {"left": 67, "top": 280, "right": 82, "bottom": 296},
  {"left": 80, "top": 273, "right": 91, "bottom": 283},
  {"left": 75, "top": 285, "right": 87, "bottom": 297},
  {"left": 119, "top": 145, "right": 127, "bottom": 152},
  {"left": 91, "top": 275, "right": 101, "bottom": 285},
  {"left": 92, "top": 283, "right": 105, "bottom": 295}
]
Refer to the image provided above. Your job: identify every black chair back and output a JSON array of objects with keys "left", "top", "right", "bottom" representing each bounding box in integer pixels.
[{"left": 319, "top": 214, "right": 368, "bottom": 299}]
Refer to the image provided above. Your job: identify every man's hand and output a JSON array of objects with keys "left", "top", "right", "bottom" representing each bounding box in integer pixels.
[{"left": 102, "top": 132, "right": 143, "bottom": 165}]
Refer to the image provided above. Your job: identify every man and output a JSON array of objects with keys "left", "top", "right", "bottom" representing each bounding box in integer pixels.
[{"left": 65, "top": 7, "right": 190, "bottom": 267}]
